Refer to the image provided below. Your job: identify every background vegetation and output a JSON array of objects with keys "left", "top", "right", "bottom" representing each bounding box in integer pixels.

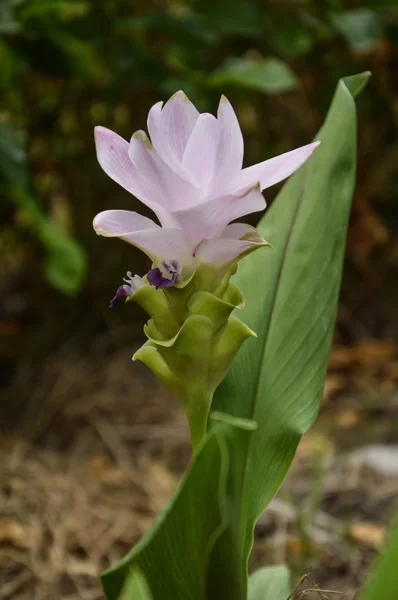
[{"left": 0, "top": 1, "right": 397, "bottom": 598}]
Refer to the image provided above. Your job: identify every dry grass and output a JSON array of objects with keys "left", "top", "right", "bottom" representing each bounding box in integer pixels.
[{"left": 1, "top": 330, "right": 397, "bottom": 599}]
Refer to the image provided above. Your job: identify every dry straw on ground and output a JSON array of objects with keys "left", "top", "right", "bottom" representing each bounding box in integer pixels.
[{"left": 1, "top": 332, "right": 397, "bottom": 599}]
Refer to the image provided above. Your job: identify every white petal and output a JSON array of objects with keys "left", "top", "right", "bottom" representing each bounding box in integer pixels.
[
  {"left": 232, "top": 141, "right": 320, "bottom": 193},
  {"left": 219, "top": 223, "right": 256, "bottom": 239},
  {"left": 171, "top": 186, "right": 266, "bottom": 246},
  {"left": 128, "top": 131, "right": 202, "bottom": 211},
  {"left": 94, "top": 126, "right": 174, "bottom": 226},
  {"left": 93, "top": 209, "right": 158, "bottom": 237},
  {"left": 147, "top": 101, "right": 190, "bottom": 180},
  {"left": 182, "top": 113, "right": 219, "bottom": 190},
  {"left": 93, "top": 209, "right": 194, "bottom": 268},
  {"left": 211, "top": 96, "right": 244, "bottom": 197},
  {"left": 196, "top": 235, "right": 269, "bottom": 267},
  {"left": 160, "top": 91, "right": 200, "bottom": 161}
]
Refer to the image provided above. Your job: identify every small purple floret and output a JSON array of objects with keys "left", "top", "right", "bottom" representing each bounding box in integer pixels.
[
  {"left": 147, "top": 268, "right": 178, "bottom": 289},
  {"left": 109, "top": 271, "right": 144, "bottom": 308},
  {"left": 109, "top": 285, "right": 130, "bottom": 308},
  {"left": 147, "top": 260, "right": 181, "bottom": 290}
]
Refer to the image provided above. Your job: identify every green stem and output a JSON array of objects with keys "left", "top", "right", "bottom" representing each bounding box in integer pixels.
[{"left": 185, "top": 389, "right": 213, "bottom": 452}]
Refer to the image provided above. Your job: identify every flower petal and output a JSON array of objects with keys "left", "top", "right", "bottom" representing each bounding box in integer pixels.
[
  {"left": 232, "top": 141, "right": 320, "bottom": 193},
  {"left": 93, "top": 209, "right": 194, "bottom": 270},
  {"left": 195, "top": 228, "right": 269, "bottom": 267},
  {"left": 211, "top": 96, "right": 244, "bottom": 197},
  {"left": 93, "top": 209, "right": 158, "bottom": 237},
  {"left": 171, "top": 185, "right": 266, "bottom": 246},
  {"left": 95, "top": 126, "right": 142, "bottom": 195},
  {"left": 128, "top": 131, "right": 201, "bottom": 212},
  {"left": 94, "top": 126, "right": 173, "bottom": 225},
  {"left": 160, "top": 91, "right": 200, "bottom": 161},
  {"left": 182, "top": 113, "right": 219, "bottom": 190},
  {"left": 219, "top": 223, "right": 255, "bottom": 239},
  {"left": 147, "top": 101, "right": 193, "bottom": 183}
]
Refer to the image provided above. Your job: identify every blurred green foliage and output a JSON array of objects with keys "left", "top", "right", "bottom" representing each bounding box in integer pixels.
[{"left": 0, "top": 0, "right": 397, "bottom": 304}]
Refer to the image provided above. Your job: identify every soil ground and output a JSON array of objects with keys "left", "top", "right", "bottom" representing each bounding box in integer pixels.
[{"left": 1, "top": 329, "right": 397, "bottom": 600}]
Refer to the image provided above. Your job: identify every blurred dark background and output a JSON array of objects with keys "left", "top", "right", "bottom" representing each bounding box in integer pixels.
[{"left": 0, "top": 1, "right": 398, "bottom": 598}]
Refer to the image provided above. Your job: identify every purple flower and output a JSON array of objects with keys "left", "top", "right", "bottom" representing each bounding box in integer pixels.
[
  {"left": 147, "top": 260, "right": 181, "bottom": 289},
  {"left": 109, "top": 271, "right": 144, "bottom": 307},
  {"left": 93, "top": 92, "right": 320, "bottom": 284}
]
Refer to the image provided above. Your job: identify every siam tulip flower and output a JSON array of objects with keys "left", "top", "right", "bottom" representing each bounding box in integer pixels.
[
  {"left": 92, "top": 91, "right": 320, "bottom": 449},
  {"left": 93, "top": 91, "right": 319, "bottom": 295}
]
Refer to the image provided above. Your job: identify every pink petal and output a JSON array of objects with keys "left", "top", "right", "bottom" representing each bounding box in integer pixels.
[
  {"left": 171, "top": 185, "right": 266, "bottom": 246},
  {"left": 220, "top": 223, "right": 255, "bottom": 239},
  {"left": 211, "top": 96, "right": 244, "bottom": 197},
  {"left": 93, "top": 209, "right": 194, "bottom": 268},
  {"left": 195, "top": 229, "right": 269, "bottom": 266},
  {"left": 128, "top": 131, "right": 201, "bottom": 211},
  {"left": 93, "top": 209, "right": 158, "bottom": 237},
  {"left": 160, "top": 91, "right": 200, "bottom": 161},
  {"left": 182, "top": 113, "right": 219, "bottom": 189},
  {"left": 147, "top": 101, "right": 193, "bottom": 183},
  {"left": 94, "top": 126, "right": 173, "bottom": 226},
  {"left": 232, "top": 141, "right": 320, "bottom": 193},
  {"left": 95, "top": 126, "right": 141, "bottom": 196}
]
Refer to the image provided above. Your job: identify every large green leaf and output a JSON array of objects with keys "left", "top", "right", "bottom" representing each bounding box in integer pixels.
[
  {"left": 206, "top": 414, "right": 257, "bottom": 600},
  {"left": 330, "top": 10, "right": 383, "bottom": 52},
  {"left": 118, "top": 568, "right": 153, "bottom": 600},
  {"left": 209, "top": 57, "right": 298, "bottom": 95},
  {"left": 212, "top": 72, "right": 370, "bottom": 586},
  {"left": 248, "top": 566, "right": 291, "bottom": 600},
  {"left": 101, "top": 415, "right": 255, "bottom": 600},
  {"left": 8, "top": 186, "right": 87, "bottom": 295},
  {"left": 359, "top": 511, "right": 398, "bottom": 600}
]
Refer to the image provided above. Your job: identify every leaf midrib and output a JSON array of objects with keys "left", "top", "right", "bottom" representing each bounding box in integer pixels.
[{"left": 248, "top": 177, "right": 309, "bottom": 419}]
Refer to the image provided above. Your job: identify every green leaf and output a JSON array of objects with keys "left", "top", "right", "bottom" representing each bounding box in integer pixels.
[
  {"left": 47, "top": 31, "right": 103, "bottom": 80},
  {"left": 0, "top": 2, "right": 21, "bottom": 34},
  {"left": 17, "top": 0, "right": 90, "bottom": 22},
  {"left": 359, "top": 511, "right": 398, "bottom": 600},
  {"left": 268, "top": 22, "right": 314, "bottom": 60},
  {"left": 0, "top": 40, "right": 16, "bottom": 88},
  {"left": 248, "top": 566, "right": 291, "bottom": 600},
  {"left": 360, "top": 0, "right": 398, "bottom": 10},
  {"left": 331, "top": 9, "right": 384, "bottom": 52},
  {"left": 209, "top": 57, "right": 298, "bottom": 95},
  {"left": 118, "top": 568, "right": 153, "bottom": 600},
  {"left": 120, "top": 13, "right": 216, "bottom": 47},
  {"left": 10, "top": 187, "right": 87, "bottom": 295},
  {"left": 343, "top": 71, "right": 372, "bottom": 98},
  {"left": 206, "top": 413, "right": 257, "bottom": 600},
  {"left": 101, "top": 417, "right": 254, "bottom": 600},
  {"left": 190, "top": 0, "right": 262, "bottom": 35},
  {"left": 212, "top": 73, "right": 369, "bottom": 585},
  {"left": 0, "top": 121, "right": 87, "bottom": 295}
]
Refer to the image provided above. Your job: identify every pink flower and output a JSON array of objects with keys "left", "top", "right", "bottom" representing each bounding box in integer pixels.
[{"left": 93, "top": 92, "right": 319, "bottom": 293}]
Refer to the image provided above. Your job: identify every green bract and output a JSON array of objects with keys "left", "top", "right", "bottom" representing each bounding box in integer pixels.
[{"left": 129, "top": 262, "right": 261, "bottom": 449}]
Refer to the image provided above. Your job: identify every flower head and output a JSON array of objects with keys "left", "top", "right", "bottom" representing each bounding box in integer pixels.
[
  {"left": 93, "top": 91, "right": 319, "bottom": 293},
  {"left": 93, "top": 91, "right": 320, "bottom": 448},
  {"left": 109, "top": 271, "right": 144, "bottom": 307}
]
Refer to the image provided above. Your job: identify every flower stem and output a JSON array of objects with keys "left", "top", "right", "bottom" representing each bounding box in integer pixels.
[{"left": 185, "top": 389, "right": 213, "bottom": 452}]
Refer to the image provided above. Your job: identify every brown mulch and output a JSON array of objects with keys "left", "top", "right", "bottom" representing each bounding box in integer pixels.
[{"left": 1, "top": 331, "right": 398, "bottom": 599}]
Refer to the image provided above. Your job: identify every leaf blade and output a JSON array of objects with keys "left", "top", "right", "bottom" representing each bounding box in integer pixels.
[
  {"left": 209, "top": 57, "right": 298, "bottom": 94},
  {"left": 248, "top": 566, "right": 291, "bottom": 600},
  {"left": 102, "top": 417, "right": 254, "bottom": 600},
  {"left": 212, "top": 73, "right": 369, "bottom": 578},
  {"left": 359, "top": 511, "right": 398, "bottom": 600}
]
